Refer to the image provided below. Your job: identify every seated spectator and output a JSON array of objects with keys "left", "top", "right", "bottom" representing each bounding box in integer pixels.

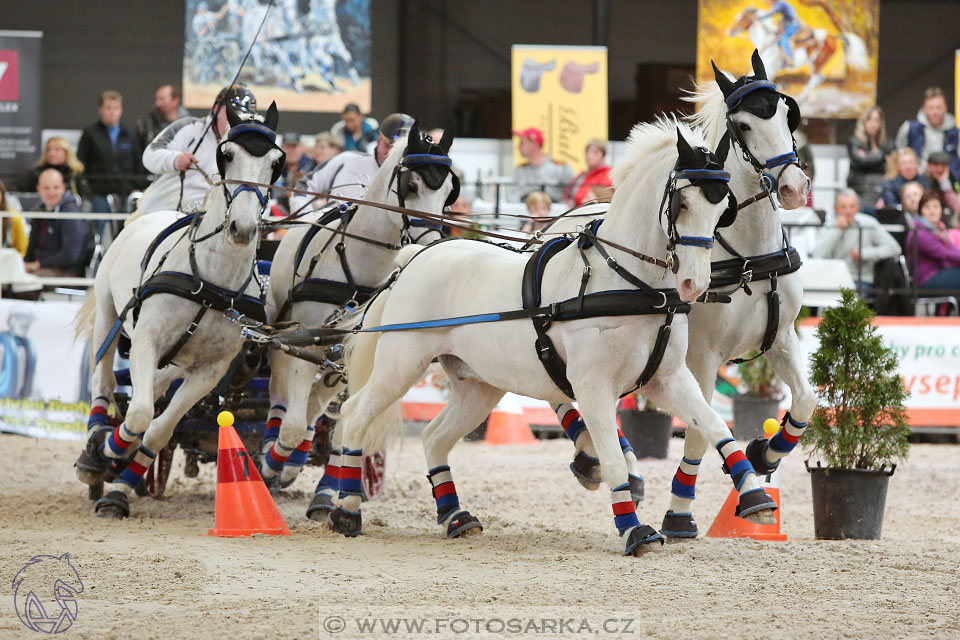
[
  {"left": 77, "top": 90, "right": 145, "bottom": 214},
  {"left": 511, "top": 127, "right": 574, "bottom": 203},
  {"left": 520, "top": 191, "right": 553, "bottom": 234},
  {"left": 895, "top": 86, "right": 957, "bottom": 170},
  {"left": 879, "top": 148, "right": 929, "bottom": 209},
  {"left": 329, "top": 103, "right": 378, "bottom": 153},
  {"left": 0, "top": 180, "right": 27, "bottom": 256},
  {"left": 905, "top": 190, "right": 960, "bottom": 293},
  {"left": 565, "top": 138, "right": 612, "bottom": 207},
  {"left": 21, "top": 137, "right": 92, "bottom": 201},
  {"left": 313, "top": 132, "right": 343, "bottom": 166},
  {"left": 137, "top": 84, "right": 190, "bottom": 150},
  {"left": 812, "top": 189, "right": 901, "bottom": 296},
  {"left": 24, "top": 169, "right": 89, "bottom": 277},
  {"left": 924, "top": 151, "right": 960, "bottom": 219},
  {"left": 847, "top": 106, "right": 893, "bottom": 214},
  {"left": 275, "top": 133, "right": 316, "bottom": 214},
  {"left": 900, "top": 181, "right": 925, "bottom": 218}
]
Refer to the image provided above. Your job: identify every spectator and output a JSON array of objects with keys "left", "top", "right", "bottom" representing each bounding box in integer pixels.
[
  {"left": 564, "top": 138, "right": 612, "bottom": 207},
  {"left": 900, "top": 181, "right": 925, "bottom": 217},
  {"left": 24, "top": 169, "right": 89, "bottom": 277},
  {"left": 329, "top": 103, "right": 378, "bottom": 153},
  {"left": 847, "top": 106, "right": 893, "bottom": 213},
  {"left": 924, "top": 151, "right": 960, "bottom": 218},
  {"left": 879, "top": 148, "right": 929, "bottom": 209},
  {"left": 520, "top": 191, "right": 553, "bottom": 234},
  {"left": 905, "top": 189, "right": 960, "bottom": 292},
  {"left": 313, "top": 131, "right": 343, "bottom": 166},
  {"left": 0, "top": 180, "right": 27, "bottom": 256},
  {"left": 138, "top": 84, "right": 190, "bottom": 150},
  {"left": 894, "top": 86, "right": 957, "bottom": 170},
  {"left": 137, "top": 84, "right": 257, "bottom": 214},
  {"left": 427, "top": 128, "right": 444, "bottom": 143},
  {"left": 812, "top": 189, "right": 900, "bottom": 296},
  {"left": 77, "top": 90, "right": 144, "bottom": 214},
  {"left": 511, "top": 127, "right": 574, "bottom": 203},
  {"left": 275, "top": 133, "right": 316, "bottom": 214},
  {"left": 21, "top": 137, "right": 92, "bottom": 201}
]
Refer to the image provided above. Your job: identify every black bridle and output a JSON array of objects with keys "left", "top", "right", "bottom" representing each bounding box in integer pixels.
[{"left": 387, "top": 147, "right": 459, "bottom": 245}]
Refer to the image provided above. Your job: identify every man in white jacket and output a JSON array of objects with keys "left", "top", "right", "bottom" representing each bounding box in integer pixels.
[{"left": 137, "top": 85, "right": 258, "bottom": 214}]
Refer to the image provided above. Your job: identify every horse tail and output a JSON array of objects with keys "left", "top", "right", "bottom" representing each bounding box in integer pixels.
[
  {"left": 341, "top": 244, "right": 425, "bottom": 452},
  {"left": 841, "top": 32, "right": 869, "bottom": 71},
  {"left": 73, "top": 294, "right": 97, "bottom": 343}
]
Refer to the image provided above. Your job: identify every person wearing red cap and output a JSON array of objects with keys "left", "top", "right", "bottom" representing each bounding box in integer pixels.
[{"left": 511, "top": 127, "right": 574, "bottom": 203}]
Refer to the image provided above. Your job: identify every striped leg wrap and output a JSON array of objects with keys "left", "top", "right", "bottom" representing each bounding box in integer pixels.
[
  {"left": 116, "top": 445, "right": 156, "bottom": 489},
  {"left": 611, "top": 483, "right": 640, "bottom": 535},
  {"left": 427, "top": 465, "right": 464, "bottom": 524},
  {"left": 717, "top": 438, "right": 755, "bottom": 491},
  {"left": 767, "top": 412, "right": 807, "bottom": 460},
  {"left": 337, "top": 448, "right": 364, "bottom": 497},
  {"left": 617, "top": 428, "right": 634, "bottom": 455},
  {"left": 671, "top": 456, "right": 701, "bottom": 500},
  {"left": 103, "top": 423, "right": 140, "bottom": 459},
  {"left": 264, "top": 440, "right": 294, "bottom": 473},
  {"left": 553, "top": 404, "right": 587, "bottom": 443},
  {"left": 87, "top": 396, "right": 111, "bottom": 432},
  {"left": 261, "top": 404, "right": 286, "bottom": 449},
  {"left": 285, "top": 425, "right": 315, "bottom": 468},
  {"left": 316, "top": 449, "right": 342, "bottom": 494}
]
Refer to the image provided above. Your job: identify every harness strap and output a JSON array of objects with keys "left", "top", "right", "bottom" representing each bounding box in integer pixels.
[
  {"left": 635, "top": 309, "right": 675, "bottom": 388},
  {"left": 290, "top": 278, "right": 377, "bottom": 307},
  {"left": 761, "top": 274, "right": 780, "bottom": 353},
  {"left": 158, "top": 303, "right": 210, "bottom": 369}
]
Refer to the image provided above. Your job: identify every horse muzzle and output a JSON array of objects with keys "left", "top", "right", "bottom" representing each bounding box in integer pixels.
[{"left": 226, "top": 220, "right": 258, "bottom": 246}]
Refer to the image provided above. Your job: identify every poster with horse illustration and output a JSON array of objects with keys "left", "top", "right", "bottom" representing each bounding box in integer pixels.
[
  {"left": 182, "top": 0, "right": 371, "bottom": 113},
  {"left": 697, "top": 0, "right": 879, "bottom": 119}
]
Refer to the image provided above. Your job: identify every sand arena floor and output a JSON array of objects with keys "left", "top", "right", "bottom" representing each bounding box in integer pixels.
[{"left": 1, "top": 432, "right": 958, "bottom": 639}]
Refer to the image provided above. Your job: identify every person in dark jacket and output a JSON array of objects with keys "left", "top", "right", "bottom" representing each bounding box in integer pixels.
[
  {"left": 879, "top": 147, "right": 930, "bottom": 209},
  {"left": 77, "top": 90, "right": 145, "bottom": 214},
  {"left": 137, "top": 84, "right": 190, "bottom": 150},
  {"left": 24, "top": 169, "right": 89, "bottom": 277},
  {"left": 847, "top": 106, "right": 893, "bottom": 215}
]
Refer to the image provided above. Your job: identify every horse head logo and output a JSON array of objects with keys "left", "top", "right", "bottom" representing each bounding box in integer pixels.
[{"left": 12, "top": 553, "right": 84, "bottom": 634}]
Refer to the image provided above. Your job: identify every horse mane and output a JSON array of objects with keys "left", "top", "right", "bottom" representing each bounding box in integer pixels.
[
  {"left": 610, "top": 115, "right": 707, "bottom": 189},
  {"left": 681, "top": 79, "right": 727, "bottom": 148}
]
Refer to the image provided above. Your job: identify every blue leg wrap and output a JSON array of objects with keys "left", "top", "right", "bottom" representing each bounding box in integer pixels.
[{"left": 338, "top": 448, "right": 364, "bottom": 496}]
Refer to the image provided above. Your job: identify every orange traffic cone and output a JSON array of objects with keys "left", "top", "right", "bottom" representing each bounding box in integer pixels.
[
  {"left": 485, "top": 394, "right": 537, "bottom": 445},
  {"left": 706, "top": 419, "right": 786, "bottom": 541},
  {"left": 208, "top": 411, "right": 291, "bottom": 537}
]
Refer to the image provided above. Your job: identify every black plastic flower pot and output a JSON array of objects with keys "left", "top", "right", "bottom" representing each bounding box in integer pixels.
[
  {"left": 731, "top": 394, "right": 780, "bottom": 440},
  {"left": 807, "top": 462, "right": 896, "bottom": 540},
  {"left": 617, "top": 409, "right": 672, "bottom": 459}
]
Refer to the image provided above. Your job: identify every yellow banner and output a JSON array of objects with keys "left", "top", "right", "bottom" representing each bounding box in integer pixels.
[
  {"left": 511, "top": 45, "right": 608, "bottom": 174},
  {"left": 956, "top": 50, "right": 960, "bottom": 117}
]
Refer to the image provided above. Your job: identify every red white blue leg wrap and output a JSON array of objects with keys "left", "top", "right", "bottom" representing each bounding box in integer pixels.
[
  {"left": 285, "top": 424, "right": 314, "bottom": 469},
  {"left": 103, "top": 423, "right": 139, "bottom": 460},
  {"left": 611, "top": 483, "right": 640, "bottom": 536},
  {"left": 262, "top": 404, "right": 285, "bottom": 447},
  {"left": 768, "top": 412, "right": 807, "bottom": 455},
  {"left": 427, "top": 465, "right": 465, "bottom": 525},
  {"left": 315, "top": 448, "right": 341, "bottom": 495},
  {"left": 337, "top": 448, "right": 364, "bottom": 497},
  {"left": 87, "top": 396, "right": 111, "bottom": 432},
  {"left": 717, "top": 438, "right": 756, "bottom": 491},
  {"left": 116, "top": 445, "right": 156, "bottom": 489},
  {"left": 554, "top": 403, "right": 586, "bottom": 442},
  {"left": 670, "top": 456, "right": 701, "bottom": 500}
]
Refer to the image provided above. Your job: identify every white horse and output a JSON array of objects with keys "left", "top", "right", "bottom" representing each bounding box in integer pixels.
[
  {"left": 728, "top": 6, "right": 868, "bottom": 104},
  {"left": 330, "top": 120, "right": 778, "bottom": 557},
  {"left": 73, "top": 105, "right": 285, "bottom": 519},
  {"left": 261, "top": 122, "right": 456, "bottom": 501},
  {"left": 547, "top": 54, "right": 815, "bottom": 540}
]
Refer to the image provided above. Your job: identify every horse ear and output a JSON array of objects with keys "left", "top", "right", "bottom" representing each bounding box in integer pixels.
[
  {"left": 712, "top": 61, "right": 734, "bottom": 97},
  {"left": 263, "top": 101, "right": 279, "bottom": 131},
  {"left": 406, "top": 119, "right": 422, "bottom": 148},
  {"left": 226, "top": 106, "right": 242, "bottom": 129},
  {"left": 751, "top": 49, "right": 767, "bottom": 80},
  {"left": 715, "top": 132, "right": 731, "bottom": 165},
  {"left": 439, "top": 126, "right": 455, "bottom": 154},
  {"left": 676, "top": 127, "right": 697, "bottom": 167}
]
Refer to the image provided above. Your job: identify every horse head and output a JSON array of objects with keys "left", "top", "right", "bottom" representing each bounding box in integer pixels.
[
  {"left": 711, "top": 51, "right": 810, "bottom": 209},
  {"left": 216, "top": 102, "right": 285, "bottom": 246},
  {"left": 389, "top": 119, "right": 458, "bottom": 215}
]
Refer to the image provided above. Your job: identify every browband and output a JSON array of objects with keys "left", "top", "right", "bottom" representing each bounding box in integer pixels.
[
  {"left": 402, "top": 153, "right": 453, "bottom": 167},
  {"left": 226, "top": 122, "right": 279, "bottom": 142},
  {"left": 675, "top": 169, "right": 731, "bottom": 182},
  {"left": 724, "top": 79, "right": 778, "bottom": 109}
]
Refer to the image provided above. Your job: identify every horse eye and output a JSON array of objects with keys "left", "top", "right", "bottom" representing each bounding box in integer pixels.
[
  {"left": 223, "top": 152, "right": 234, "bottom": 162},
  {"left": 407, "top": 181, "right": 419, "bottom": 194},
  {"left": 738, "top": 122, "right": 751, "bottom": 132},
  {"left": 680, "top": 201, "right": 689, "bottom": 211}
]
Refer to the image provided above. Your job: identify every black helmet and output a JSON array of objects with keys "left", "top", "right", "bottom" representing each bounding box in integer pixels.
[
  {"left": 378, "top": 113, "right": 415, "bottom": 142},
  {"left": 214, "top": 83, "right": 256, "bottom": 115}
]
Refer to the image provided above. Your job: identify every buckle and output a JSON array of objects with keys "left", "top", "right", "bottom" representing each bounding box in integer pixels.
[{"left": 653, "top": 291, "right": 668, "bottom": 309}]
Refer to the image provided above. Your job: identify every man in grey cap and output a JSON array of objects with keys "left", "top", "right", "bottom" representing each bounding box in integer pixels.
[{"left": 291, "top": 113, "right": 414, "bottom": 213}]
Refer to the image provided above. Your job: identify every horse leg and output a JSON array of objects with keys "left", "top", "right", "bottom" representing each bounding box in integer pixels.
[
  {"left": 422, "top": 359, "right": 503, "bottom": 538},
  {"left": 260, "top": 353, "right": 314, "bottom": 488},
  {"left": 279, "top": 377, "right": 340, "bottom": 489},
  {"left": 306, "top": 389, "right": 345, "bottom": 522},
  {"left": 643, "top": 368, "right": 778, "bottom": 527},
  {"left": 660, "top": 351, "right": 722, "bottom": 540},
  {"left": 745, "top": 328, "right": 816, "bottom": 475},
  {"left": 260, "top": 348, "right": 288, "bottom": 469},
  {"left": 574, "top": 386, "right": 665, "bottom": 557},
  {"left": 557, "top": 404, "right": 644, "bottom": 503}
]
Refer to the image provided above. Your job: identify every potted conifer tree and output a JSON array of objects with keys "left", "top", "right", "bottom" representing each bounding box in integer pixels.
[
  {"left": 617, "top": 393, "right": 673, "bottom": 458},
  {"left": 732, "top": 353, "right": 782, "bottom": 440},
  {"left": 805, "top": 288, "right": 910, "bottom": 540}
]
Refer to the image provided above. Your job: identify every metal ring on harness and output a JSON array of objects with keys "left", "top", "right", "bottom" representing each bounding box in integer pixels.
[{"left": 191, "top": 280, "right": 204, "bottom": 295}]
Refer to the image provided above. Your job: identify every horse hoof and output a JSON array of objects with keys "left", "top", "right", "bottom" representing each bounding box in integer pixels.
[
  {"left": 569, "top": 452, "right": 601, "bottom": 491},
  {"left": 446, "top": 511, "right": 483, "bottom": 539},
  {"left": 94, "top": 490, "right": 130, "bottom": 519},
  {"left": 624, "top": 524, "right": 665, "bottom": 557},
  {"left": 305, "top": 493, "right": 336, "bottom": 522},
  {"left": 329, "top": 507, "right": 362, "bottom": 537},
  {"left": 745, "top": 436, "right": 779, "bottom": 476},
  {"left": 75, "top": 464, "right": 103, "bottom": 486},
  {"left": 629, "top": 473, "right": 645, "bottom": 504},
  {"left": 660, "top": 511, "right": 698, "bottom": 540},
  {"left": 74, "top": 430, "right": 109, "bottom": 484},
  {"left": 735, "top": 487, "right": 778, "bottom": 523}
]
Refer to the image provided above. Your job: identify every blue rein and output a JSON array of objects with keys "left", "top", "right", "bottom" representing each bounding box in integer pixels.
[{"left": 230, "top": 183, "right": 268, "bottom": 206}]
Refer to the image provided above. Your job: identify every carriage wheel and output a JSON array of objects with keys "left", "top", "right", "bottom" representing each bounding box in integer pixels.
[
  {"left": 143, "top": 446, "right": 175, "bottom": 498},
  {"left": 361, "top": 452, "right": 386, "bottom": 499}
]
